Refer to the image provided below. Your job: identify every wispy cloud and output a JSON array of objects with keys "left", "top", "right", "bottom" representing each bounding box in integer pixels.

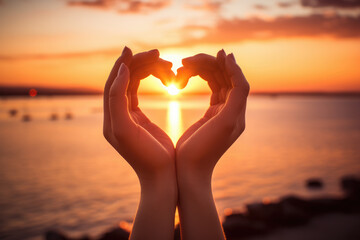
[
  {"left": 254, "top": 4, "right": 268, "bottom": 10},
  {"left": 185, "top": 0, "right": 228, "bottom": 12},
  {"left": 277, "top": 2, "right": 296, "bottom": 8},
  {"left": 175, "top": 14, "right": 360, "bottom": 47},
  {"left": 301, "top": 0, "right": 360, "bottom": 8},
  {"left": 0, "top": 48, "right": 122, "bottom": 61},
  {"left": 67, "top": 0, "right": 171, "bottom": 14}
]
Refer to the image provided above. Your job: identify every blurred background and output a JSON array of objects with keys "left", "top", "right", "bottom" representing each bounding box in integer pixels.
[{"left": 0, "top": 0, "right": 360, "bottom": 239}]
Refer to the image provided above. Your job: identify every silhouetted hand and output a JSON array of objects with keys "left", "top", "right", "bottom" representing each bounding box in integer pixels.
[
  {"left": 175, "top": 50, "right": 250, "bottom": 240},
  {"left": 103, "top": 47, "right": 177, "bottom": 240}
]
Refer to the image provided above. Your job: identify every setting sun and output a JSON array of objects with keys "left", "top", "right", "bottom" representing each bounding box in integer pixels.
[{"left": 167, "top": 84, "right": 180, "bottom": 95}]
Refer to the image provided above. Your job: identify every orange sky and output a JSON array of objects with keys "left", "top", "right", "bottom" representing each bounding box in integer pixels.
[{"left": 0, "top": 0, "right": 360, "bottom": 94}]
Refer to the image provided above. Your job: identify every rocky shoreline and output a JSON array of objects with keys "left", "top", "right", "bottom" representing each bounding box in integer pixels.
[{"left": 46, "top": 175, "right": 360, "bottom": 240}]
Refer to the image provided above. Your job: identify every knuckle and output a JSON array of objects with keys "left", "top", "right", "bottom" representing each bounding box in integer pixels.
[
  {"left": 239, "top": 122, "right": 246, "bottom": 133},
  {"left": 244, "top": 81, "right": 250, "bottom": 95},
  {"left": 103, "top": 129, "right": 112, "bottom": 142}
]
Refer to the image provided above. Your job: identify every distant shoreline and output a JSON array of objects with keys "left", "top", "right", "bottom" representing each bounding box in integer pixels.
[{"left": 1, "top": 86, "right": 360, "bottom": 97}]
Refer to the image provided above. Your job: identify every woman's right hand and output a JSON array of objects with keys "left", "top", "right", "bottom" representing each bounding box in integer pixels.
[
  {"left": 176, "top": 50, "right": 250, "bottom": 185},
  {"left": 174, "top": 50, "right": 250, "bottom": 240}
]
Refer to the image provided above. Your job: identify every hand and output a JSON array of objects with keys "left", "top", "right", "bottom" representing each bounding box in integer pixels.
[
  {"left": 103, "top": 47, "right": 175, "bottom": 182},
  {"left": 175, "top": 50, "right": 250, "bottom": 240},
  {"left": 103, "top": 47, "right": 177, "bottom": 240}
]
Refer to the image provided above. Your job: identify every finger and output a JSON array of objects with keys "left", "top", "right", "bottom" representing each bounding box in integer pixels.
[
  {"left": 130, "top": 58, "right": 173, "bottom": 82},
  {"left": 217, "top": 49, "right": 232, "bottom": 88},
  {"left": 176, "top": 66, "right": 220, "bottom": 105},
  {"left": 109, "top": 63, "right": 136, "bottom": 136},
  {"left": 222, "top": 53, "right": 250, "bottom": 113},
  {"left": 182, "top": 54, "right": 224, "bottom": 103},
  {"left": 225, "top": 53, "right": 249, "bottom": 91},
  {"left": 181, "top": 55, "right": 220, "bottom": 91},
  {"left": 152, "top": 58, "right": 175, "bottom": 87},
  {"left": 104, "top": 46, "right": 132, "bottom": 141},
  {"left": 130, "top": 49, "right": 159, "bottom": 71},
  {"left": 176, "top": 66, "right": 194, "bottom": 89},
  {"left": 127, "top": 58, "right": 174, "bottom": 110},
  {"left": 182, "top": 53, "right": 218, "bottom": 70},
  {"left": 127, "top": 49, "right": 160, "bottom": 109}
]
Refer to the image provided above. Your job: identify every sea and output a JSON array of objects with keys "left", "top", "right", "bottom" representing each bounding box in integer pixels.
[{"left": 0, "top": 95, "right": 360, "bottom": 240}]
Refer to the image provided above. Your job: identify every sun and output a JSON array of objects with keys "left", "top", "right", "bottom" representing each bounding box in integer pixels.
[{"left": 167, "top": 84, "right": 180, "bottom": 95}]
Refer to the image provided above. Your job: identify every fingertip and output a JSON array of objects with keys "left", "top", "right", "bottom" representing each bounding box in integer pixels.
[
  {"left": 217, "top": 49, "right": 226, "bottom": 66},
  {"left": 181, "top": 54, "right": 204, "bottom": 66},
  {"left": 122, "top": 46, "right": 131, "bottom": 55},
  {"left": 165, "top": 71, "right": 176, "bottom": 87},
  {"left": 179, "top": 79, "right": 189, "bottom": 89},
  {"left": 148, "top": 49, "right": 160, "bottom": 59},
  {"left": 181, "top": 56, "right": 191, "bottom": 66},
  {"left": 229, "top": 53, "right": 236, "bottom": 63},
  {"left": 111, "top": 63, "right": 130, "bottom": 96},
  {"left": 225, "top": 54, "right": 234, "bottom": 66},
  {"left": 118, "top": 63, "right": 129, "bottom": 77},
  {"left": 217, "top": 49, "right": 226, "bottom": 58},
  {"left": 176, "top": 67, "right": 191, "bottom": 89},
  {"left": 122, "top": 46, "right": 133, "bottom": 60},
  {"left": 159, "top": 58, "right": 173, "bottom": 69}
]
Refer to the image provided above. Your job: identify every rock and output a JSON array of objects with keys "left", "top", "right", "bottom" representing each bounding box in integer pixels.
[
  {"left": 222, "top": 213, "right": 268, "bottom": 239},
  {"left": 279, "top": 197, "right": 310, "bottom": 226},
  {"left": 341, "top": 175, "right": 360, "bottom": 197},
  {"left": 246, "top": 197, "right": 310, "bottom": 227},
  {"left": 306, "top": 178, "right": 324, "bottom": 189},
  {"left": 9, "top": 109, "right": 18, "bottom": 117},
  {"left": 246, "top": 202, "right": 283, "bottom": 224},
  {"left": 282, "top": 195, "right": 344, "bottom": 215},
  {"left": 97, "top": 227, "right": 129, "bottom": 240},
  {"left": 45, "top": 230, "right": 69, "bottom": 240},
  {"left": 45, "top": 230, "right": 90, "bottom": 240}
]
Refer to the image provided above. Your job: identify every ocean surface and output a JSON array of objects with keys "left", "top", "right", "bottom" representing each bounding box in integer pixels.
[{"left": 0, "top": 95, "right": 360, "bottom": 240}]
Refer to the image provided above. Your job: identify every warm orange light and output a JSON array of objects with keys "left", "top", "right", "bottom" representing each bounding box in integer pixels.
[
  {"left": 161, "top": 53, "right": 185, "bottom": 72},
  {"left": 167, "top": 101, "right": 182, "bottom": 143},
  {"left": 167, "top": 84, "right": 180, "bottom": 95}
]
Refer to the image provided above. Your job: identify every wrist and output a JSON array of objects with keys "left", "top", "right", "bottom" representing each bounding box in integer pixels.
[
  {"left": 139, "top": 166, "right": 178, "bottom": 201},
  {"left": 177, "top": 171, "right": 213, "bottom": 202}
]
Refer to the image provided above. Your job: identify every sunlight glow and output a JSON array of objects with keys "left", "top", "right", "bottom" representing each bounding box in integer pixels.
[
  {"left": 167, "top": 101, "right": 182, "bottom": 144},
  {"left": 167, "top": 84, "right": 180, "bottom": 95},
  {"left": 161, "top": 53, "right": 184, "bottom": 72}
]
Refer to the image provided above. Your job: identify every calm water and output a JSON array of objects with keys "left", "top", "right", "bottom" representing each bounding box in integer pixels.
[{"left": 0, "top": 95, "right": 360, "bottom": 240}]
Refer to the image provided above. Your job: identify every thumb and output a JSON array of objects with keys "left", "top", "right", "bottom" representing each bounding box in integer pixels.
[
  {"left": 110, "top": 63, "right": 130, "bottom": 98},
  {"left": 109, "top": 63, "right": 134, "bottom": 135}
]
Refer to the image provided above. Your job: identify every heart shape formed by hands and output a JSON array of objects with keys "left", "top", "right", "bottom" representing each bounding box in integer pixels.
[{"left": 103, "top": 46, "right": 249, "bottom": 172}]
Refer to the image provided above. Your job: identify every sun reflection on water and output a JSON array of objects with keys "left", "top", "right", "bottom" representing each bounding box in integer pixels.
[{"left": 167, "top": 101, "right": 182, "bottom": 144}]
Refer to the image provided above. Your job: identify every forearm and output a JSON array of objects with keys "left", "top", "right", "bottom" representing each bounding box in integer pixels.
[
  {"left": 130, "top": 176, "right": 178, "bottom": 240},
  {"left": 177, "top": 174, "right": 225, "bottom": 240}
]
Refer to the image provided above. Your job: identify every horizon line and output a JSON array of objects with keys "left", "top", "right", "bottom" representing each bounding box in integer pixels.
[{"left": 1, "top": 85, "right": 360, "bottom": 97}]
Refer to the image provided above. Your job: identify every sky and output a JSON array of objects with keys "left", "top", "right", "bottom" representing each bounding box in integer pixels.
[{"left": 0, "top": 0, "right": 360, "bottom": 94}]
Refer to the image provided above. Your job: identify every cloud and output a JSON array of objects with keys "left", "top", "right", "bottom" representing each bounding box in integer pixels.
[
  {"left": 0, "top": 48, "right": 122, "bottom": 61},
  {"left": 67, "top": 0, "right": 170, "bottom": 13},
  {"left": 254, "top": 4, "right": 268, "bottom": 10},
  {"left": 67, "top": 0, "right": 112, "bottom": 9},
  {"left": 301, "top": 0, "right": 360, "bottom": 8},
  {"left": 185, "top": 0, "right": 227, "bottom": 12},
  {"left": 175, "top": 14, "right": 360, "bottom": 46},
  {"left": 119, "top": 0, "right": 169, "bottom": 13},
  {"left": 278, "top": 2, "right": 295, "bottom": 8}
]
